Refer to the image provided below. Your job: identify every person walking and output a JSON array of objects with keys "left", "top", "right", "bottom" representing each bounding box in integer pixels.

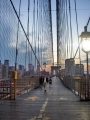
[
  {"left": 49, "top": 77, "right": 52, "bottom": 87},
  {"left": 43, "top": 76, "right": 47, "bottom": 92},
  {"left": 39, "top": 76, "right": 43, "bottom": 88}
]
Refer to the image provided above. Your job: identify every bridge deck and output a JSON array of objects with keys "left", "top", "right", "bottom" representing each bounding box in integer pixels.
[{"left": 0, "top": 77, "right": 90, "bottom": 120}]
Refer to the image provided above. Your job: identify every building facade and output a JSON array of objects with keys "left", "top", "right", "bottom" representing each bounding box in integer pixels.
[
  {"left": 2, "top": 60, "right": 9, "bottom": 78},
  {"left": 75, "top": 64, "right": 84, "bottom": 76},
  {"left": 65, "top": 58, "right": 75, "bottom": 76},
  {"left": 18, "top": 65, "right": 24, "bottom": 77},
  {"left": 0, "top": 60, "right": 2, "bottom": 79}
]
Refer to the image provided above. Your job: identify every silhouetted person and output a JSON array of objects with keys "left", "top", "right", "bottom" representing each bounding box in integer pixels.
[
  {"left": 43, "top": 76, "right": 48, "bottom": 92},
  {"left": 49, "top": 77, "right": 52, "bottom": 87},
  {"left": 46, "top": 77, "right": 49, "bottom": 83},
  {"left": 39, "top": 76, "right": 43, "bottom": 88}
]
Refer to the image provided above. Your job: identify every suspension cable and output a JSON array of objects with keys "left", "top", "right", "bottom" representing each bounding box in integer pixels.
[
  {"left": 10, "top": 0, "right": 41, "bottom": 68},
  {"left": 49, "top": 0, "right": 54, "bottom": 65},
  {"left": 86, "top": 17, "right": 90, "bottom": 27},
  {"left": 68, "top": 0, "right": 74, "bottom": 58},
  {"left": 40, "top": 2, "right": 43, "bottom": 65},
  {"left": 37, "top": 0, "right": 39, "bottom": 61},
  {"left": 25, "top": 0, "right": 30, "bottom": 70},
  {"left": 33, "top": 0, "right": 36, "bottom": 69},
  {"left": 15, "top": 0, "right": 21, "bottom": 70},
  {"left": 65, "top": 0, "right": 69, "bottom": 58},
  {"left": 28, "top": 0, "right": 30, "bottom": 65},
  {"left": 74, "top": 0, "right": 81, "bottom": 64},
  {"left": 25, "top": 0, "right": 30, "bottom": 69},
  {"left": 37, "top": 0, "right": 41, "bottom": 66}
]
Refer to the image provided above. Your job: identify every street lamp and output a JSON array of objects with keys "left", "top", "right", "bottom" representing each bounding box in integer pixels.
[
  {"left": 79, "top": 26, "right": 90, "bottom": 79},
  {"left": 79, "top": 26, "right": 90, "bottom": 100}
]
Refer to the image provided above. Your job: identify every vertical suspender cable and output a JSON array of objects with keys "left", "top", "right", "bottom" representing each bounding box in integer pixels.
[
  {"left": 36, "top": 0, "right": 39, "bottom": 71},
  {"left": 28, "top": 0, "right": 30, "bottom": 66},
  {"left": 32, "top": 0, "right": 35, "bottom": 68},
  {"left": 41, "top": 0, "right": 44, "bottom": 67},
  {"left": 63, "top": 1, "right": 66, "bottom": 60},
  {"left": 56, "top": 0, "right": 59, "bottom": 65},
  {"left": 25, "top": 29, "right": 27, "bottom": 70},
  {"left": 41, "top": 2, "right": 43, "bottom": 65},
  {"left": 28, "top": 0, "right": 30, "bottom": 72},
  {"left": 66, "top": 0, "right": 70, "bottom": 58},
  {"left": 37, "top": 0, "right": 39, "bottom": 63},
  {"left": 39, "top": 0, "right": 43, "bottom": 66},
  {"left": 40, "top": 0, "right": 44, "bottom": 66},
  {"left": 31, "top": 21, "right": 33, "bottom": 64},
  {"left": 68, "top": 0, "right": 74, "bottom": 58},
  {"left": 33, "top": 0, "right": 36, "bottom": 70},
  {"left": 74, "top": 0, "right": 81, "bottom": 64},
  {"left": 39, "top": 0, "right": 41, "bottom": 65},
  {"left": 64, "top": 0, "right": 67, "bottom": 60},
  {"left": 49, "top": 0, "right": 54, "bottom": 66},
  {"left": 15, "top": 0, "right": 21, "bottom": 70},
  {"left": 25, "top": 0, "right": 30, "bottom": 71}
]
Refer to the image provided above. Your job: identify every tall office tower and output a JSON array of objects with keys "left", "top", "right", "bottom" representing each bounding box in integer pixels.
[
  {"left": 3, "top": 60, "right": 9, "bottom": 78},
  {"left": 28, "top": 64, "right": 33, "bottom": 76},
  {"left": 32, "top": 65, "right": 34, "bottom": 75},
  {"left": 0, "top": 60, "right": 2, "bottom": 79},
  {"left": 65, "top": 58, "right": 75, "bottom": 76},
  {"left": 28, "top": 64, "right": 32, "bottom": 71},
  {"left": 8, "top": 66, "right": 15, "bottom": 78},
  {"left": 60, "top": 69, "right": 65, "bottom": 76},
  {"left": 75, "top": 64, "right": 84, "bottom": 76},
  {"left": 37, "top": 62, "right": 40, "bottom": 75},
  {"left": 4, "top": 60, "right": 9, "bottom": 66},
  {"left": 18, "top": 65, "right": 24, "bottom": 71},
  {"left": 18, "top": 65, "right": 24, "bottom": 77}
]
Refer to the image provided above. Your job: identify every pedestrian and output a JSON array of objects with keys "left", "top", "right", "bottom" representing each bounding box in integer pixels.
[
  {"left": 49, "top": 77, "right": 52, "bottom": 87},
  {"left": 43, "top": 76, "right": 47, "bottom": 92},
  {"left": 46, "top": 77, "right": 49, "bottom": 83},
  {"left": 39, "top": 76, "right": 43, "bottom": 88}
]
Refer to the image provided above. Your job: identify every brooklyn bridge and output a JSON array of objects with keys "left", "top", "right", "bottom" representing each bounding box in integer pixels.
[{"left": 0, "top": 0, "right": 90, "bottom": 120}]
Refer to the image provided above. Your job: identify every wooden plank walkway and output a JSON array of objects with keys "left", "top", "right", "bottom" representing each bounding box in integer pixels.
[{"left": 0, "top": 77, "right": 90, "bottom": 120}]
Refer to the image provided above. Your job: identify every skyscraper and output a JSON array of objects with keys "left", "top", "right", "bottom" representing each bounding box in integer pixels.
[
  {"left": 65, "top": 58, "right": 75, "bottom": 76},
  {"left": 18, "top": 65, "right": 24, "bottom": 77},
  {"left": 37, "top": 62, "right": 40, "bottom": 75},
  {"left": 3, "top": 60, "right": 9, "bottom": 78},
  {"left": 28, "top": 64, "right": 32, "bottom": 71},
  {"left": 0, "top": 60, "right": 2, "bottom": 79},
  {"left": 75, "top": 64, "right": 84, "bottom": 76}
]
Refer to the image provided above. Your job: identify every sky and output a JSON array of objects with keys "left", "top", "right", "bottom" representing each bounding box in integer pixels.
[
  {"left": 66, "top": 0, "right": 90, "bottom": 71},
  {"left": 52, "top": 0, "right": 90, "bottom": 71},
  {"left": 1, "top": 0, "right": 90, "bottom": 72},
  {"left": 11, "top": 0, "right": 90, "bottom": 71}
]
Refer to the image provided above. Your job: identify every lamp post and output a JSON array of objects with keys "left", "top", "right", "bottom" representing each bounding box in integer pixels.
[
  {"left": 79, "top": 26, "right": 90, "bottom": 100},
  {"left": 80, "top": 26, "right": 90, "bottom": 78}
]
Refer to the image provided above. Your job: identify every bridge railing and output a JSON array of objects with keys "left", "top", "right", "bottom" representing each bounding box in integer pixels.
[
  {"left": 60, "top": 76, "right": 90, "bottom": 101},
  {"left": 0, "top": 76, "right": 40, "bottom": 100}
]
